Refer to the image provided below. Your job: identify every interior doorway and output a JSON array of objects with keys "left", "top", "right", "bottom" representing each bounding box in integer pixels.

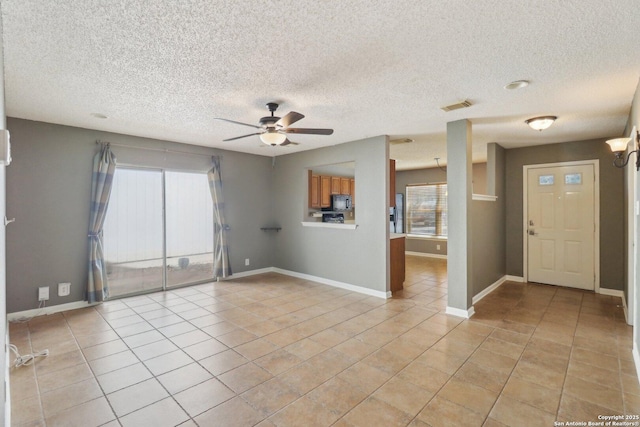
[{"left": 523, "top": 161, "right": 599, "bottom": 291}]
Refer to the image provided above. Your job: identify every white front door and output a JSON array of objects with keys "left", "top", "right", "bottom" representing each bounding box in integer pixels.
[{"left": 526, "top": 163, "right": 595, "bottom": 290}]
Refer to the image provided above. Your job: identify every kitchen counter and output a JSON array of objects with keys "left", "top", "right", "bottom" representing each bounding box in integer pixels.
[{"left": 390, "top": 233, "right": 406, "bottom": 240}]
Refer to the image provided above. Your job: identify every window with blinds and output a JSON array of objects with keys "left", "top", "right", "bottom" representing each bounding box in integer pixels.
[{"left": 405, "top": 184, "right": 448, "bottom": 237}]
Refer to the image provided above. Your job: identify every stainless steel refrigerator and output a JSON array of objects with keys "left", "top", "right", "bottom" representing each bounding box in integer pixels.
[{"left": 390, "top": 193, "right": 404, "bottom": 233}]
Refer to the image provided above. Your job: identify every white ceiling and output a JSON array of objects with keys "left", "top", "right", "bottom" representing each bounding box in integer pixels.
[{"left": 2, "top": 1, "right": 639, "bottom": 170}]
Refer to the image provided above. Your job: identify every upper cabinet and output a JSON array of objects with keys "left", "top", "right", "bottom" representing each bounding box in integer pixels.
[
  {"left": 330, "top": 176, "right": 341, "bottom": 195},
  {"left": 340, "top": 178, "right": 350, "bottom": 196},
  {"left": 308, "top": 171, "right": 354, "bottom": 208},
  {"left": 308, "top": 171, "right": 320, "bottom": 208},
  {"left": 320, "top": 175, "right": 332, "bottom": 207}
]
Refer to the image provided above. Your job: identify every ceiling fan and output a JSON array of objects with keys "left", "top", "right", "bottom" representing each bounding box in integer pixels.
[{"left": 214, "top": 102, "right": 333, "bottom": 146}]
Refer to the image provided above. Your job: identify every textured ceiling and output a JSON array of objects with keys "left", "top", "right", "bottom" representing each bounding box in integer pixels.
[{"left": 2, "top": 1, "right": 639, "bottom": 170}]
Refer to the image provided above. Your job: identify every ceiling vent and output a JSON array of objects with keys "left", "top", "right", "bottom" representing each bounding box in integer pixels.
[
  {"left": 390, "top": 138, "right": 414, "bottom": 145},
  {"left": 440, "top": 100, "right": 473, "bottom": 112}
]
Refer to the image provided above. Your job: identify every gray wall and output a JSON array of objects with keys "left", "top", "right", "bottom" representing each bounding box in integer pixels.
[
  {"left": 472, "top": 144, "right": 506, "bottom": 296},
  {"left": 395, "top": 163, "right": 487, "bottom": 256},
  {"left": 505, "top": 139, "right": 625, "bottom": 290},
  {"left": 0, "top": 12, "right": 7, "bottom": 423},
  {"left": 6, "top": 119, "right": 274, "bottom": 312},
  {"left": 272, "top": 136, "right": 389, "bottom": 293}
]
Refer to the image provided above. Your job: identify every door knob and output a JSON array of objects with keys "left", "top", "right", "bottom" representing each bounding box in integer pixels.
[{"left": 528, "top": 229, "right": 538, "bottom": 236}]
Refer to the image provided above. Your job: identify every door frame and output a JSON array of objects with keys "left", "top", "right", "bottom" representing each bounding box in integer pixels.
[
  {"left": 627, "top": 126, "right": 637, "bottom": 325},
  {"left": 522, "top": 159, "right": 600, "bottom": 291}
]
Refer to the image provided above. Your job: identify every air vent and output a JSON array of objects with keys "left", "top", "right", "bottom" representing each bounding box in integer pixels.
[
  {"left": 390, "top": 138, "right": 414, "bottom": 145},
  {"left": 440, "top": 100, "right": 473, "bottom": 112}
]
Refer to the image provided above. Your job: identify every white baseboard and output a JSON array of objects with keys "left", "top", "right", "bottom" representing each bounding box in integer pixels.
[
  {"left": 472, "top": 276, "right": 506, "bottom": 305},
  {"left": 633, "top": 342, "right": 640, "bottom": 385},
  {"left": 272, "top": 268, "right": 390, "bottom": 299},
  {"left": 222, "top": 267, "right": 273, "bottom": 280},
  {"left": 505, "top": 275, "right": 524, "bottom": 283},
  {"left": 622, "top": 293, "right": 630, "bottom": 325},
  {"left": 8, "top": 300, "right": 97, "bottom": 322},
  {"left": 405, "top": 251, "right": 447, "bottom": 259},
  {"left": 598, "top": 288, "right": 624, "bottom": 298},
  {"left": 446, "top": 305, "right": 475, "bottom": 318}
]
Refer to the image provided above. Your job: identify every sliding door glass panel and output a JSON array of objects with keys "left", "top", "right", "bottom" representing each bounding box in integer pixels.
[
  {"left": 165, "top": 171, "right": 214, "bottom": 288},
  {"left": 103, "top": 168, "right": 164, "bottom": 297}
]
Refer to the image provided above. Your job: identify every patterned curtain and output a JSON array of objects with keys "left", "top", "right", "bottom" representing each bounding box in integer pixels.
[
  {"left": 87, "top": 144, "right": 116, "bottom": 302},
  {"left": 207, "top": 156, "right": 232, "bottom": 278}
]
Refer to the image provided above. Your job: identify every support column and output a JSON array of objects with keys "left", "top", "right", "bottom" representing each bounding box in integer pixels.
[{"left": 446, "top": 119, "right": 474, "bottom": 318}]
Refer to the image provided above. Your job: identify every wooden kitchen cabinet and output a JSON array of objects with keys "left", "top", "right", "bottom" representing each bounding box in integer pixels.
[
  {"left": 340, "top": 178, "right": 350, "bottom": 195},
  {"left": 390, "top": 236, "right": 405, "bottom": 292},
  {"left": 308, "top": 171, "right": 320, "bottom": 208},
  {"left": 320, "top": 175, "right": 331, "bottom": 207},
  {"left": 309, "top": 172, "right": 354, "bottom": 209},
  {"left": 330, "top": 176, "right": 341, "bottom": 195}
]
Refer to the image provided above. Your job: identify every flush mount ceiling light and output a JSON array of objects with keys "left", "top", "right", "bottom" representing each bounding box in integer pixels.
[
  {"left": 525, "top": 116, "right": 557, "bottom": 131},
  {"left": 504, "top": 80, "right": 529, "bottom": 90},
  {"left": 259, "top": 129, "right": 287, "bottom": 146},
  {"left": 606, "top": 131, "right": 640, "bottom": 170}
]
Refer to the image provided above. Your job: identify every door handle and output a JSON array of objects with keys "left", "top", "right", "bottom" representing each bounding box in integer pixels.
[{"left": 528, "top": 229, "right": 538, "bottom": 236}]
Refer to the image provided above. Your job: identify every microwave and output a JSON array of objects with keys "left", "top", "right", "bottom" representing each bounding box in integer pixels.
[{"left": 330, "top": 194, "right": 352, "bottom": 211}]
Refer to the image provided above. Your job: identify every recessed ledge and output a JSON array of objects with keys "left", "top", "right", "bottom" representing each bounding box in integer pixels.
[
  {"left": 301, "top": 222, "right": 358, "bottom": 230},
  {"left": 472, "top": 194, "right": 498, "bottom": 201}
]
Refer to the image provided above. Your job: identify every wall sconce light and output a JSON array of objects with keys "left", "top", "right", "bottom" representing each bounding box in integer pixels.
[{"left": 606, "top": 131, "right": 640, "bottom": 170}]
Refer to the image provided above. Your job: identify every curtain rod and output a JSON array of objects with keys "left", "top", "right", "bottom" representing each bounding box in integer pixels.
[{"left": 96, "top": 140, "right": 221, "bottom": 159}]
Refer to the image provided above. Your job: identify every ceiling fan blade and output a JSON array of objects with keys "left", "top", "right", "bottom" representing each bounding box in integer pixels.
[
  {"left": 223, "top": 132, "right": 262, "bottom": 142},
  {"left": 214, "top": 117, "right": 261, "bottom": 129},
  {"left": 276, "top": 112, "right": 305, "bottom": 128},
  {"left": 283, "top": 128, "right": 333, "bottom": 135},
  {"left": 281, "top": 139, "right": 300, "bottom": 146}
]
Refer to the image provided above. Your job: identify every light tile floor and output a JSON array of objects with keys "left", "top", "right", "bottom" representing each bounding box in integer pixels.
[{"left": 9, "top": 256, "right": 640, "bottom": 426}]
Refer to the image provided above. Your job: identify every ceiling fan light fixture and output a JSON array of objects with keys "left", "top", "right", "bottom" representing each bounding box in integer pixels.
[
  {"left": 525, "top": 116, "right": 557, "bottom": 131},
  {"left": 260, "top": 130, "right": 287, "bottom": 146}
]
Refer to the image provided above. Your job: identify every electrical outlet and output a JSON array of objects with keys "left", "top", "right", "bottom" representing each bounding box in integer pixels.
[
  {"left": 58, "top": 282, "right": 71, "bottom": 297},
  {"left": 38, "top": 286, "right": 49, "bottom": 301},
  {"left": 436, "top": 244, "right": 441, "bottom": 250},
  {"left": 245, "top": 258, "right": 250, "bottom": 266}
]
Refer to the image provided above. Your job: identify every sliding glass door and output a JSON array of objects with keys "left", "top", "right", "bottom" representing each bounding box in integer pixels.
[
  {"left": 165, "top": 171, "right": 214, "bottom": 288},
  {"left": 103, "top": 168, "right": 214, "bottom": 298},
  {"left": 103, "top": 169, "right": 164, "bottom": 297}
]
